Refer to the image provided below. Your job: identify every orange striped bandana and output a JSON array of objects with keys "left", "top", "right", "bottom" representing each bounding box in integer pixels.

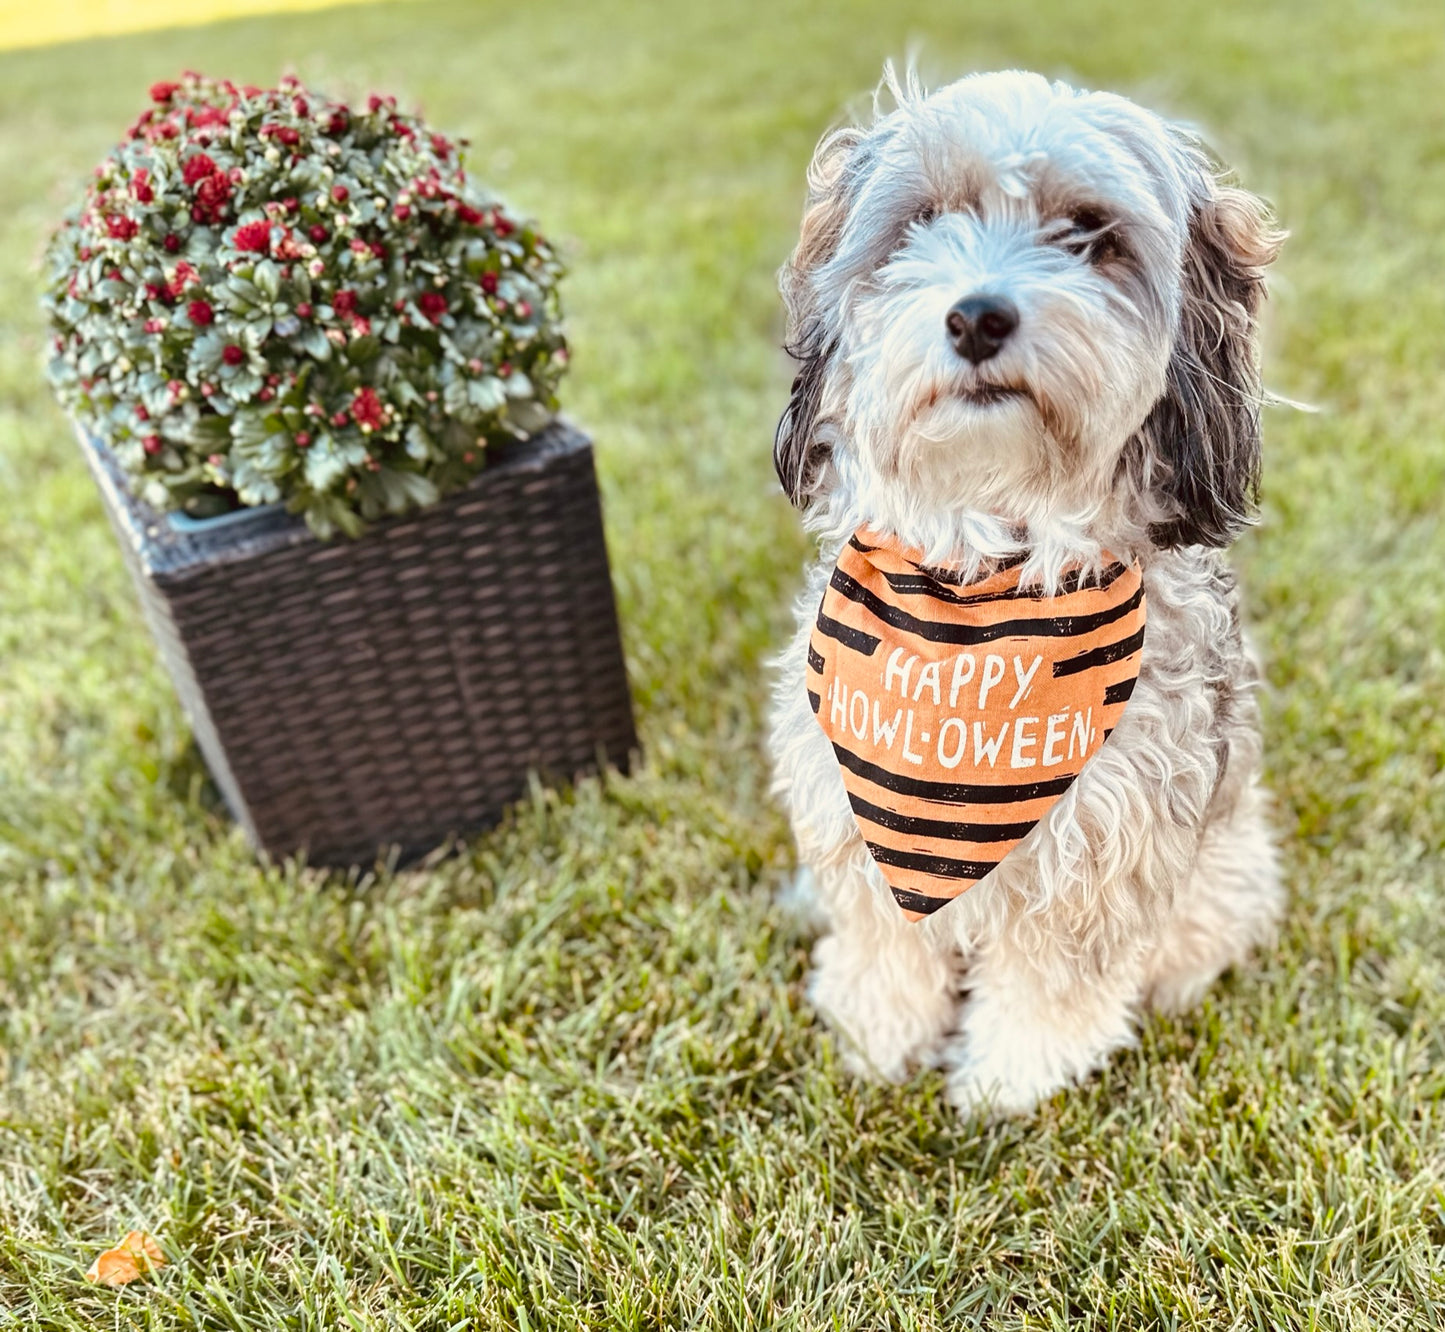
[{"left": 807, "top": 529, "right": 1147, "bottom": 922}]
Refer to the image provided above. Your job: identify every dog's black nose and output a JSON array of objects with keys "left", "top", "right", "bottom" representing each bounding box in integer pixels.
[{"left": 945, "top": 295, "right": 1019, "bottom": 364}]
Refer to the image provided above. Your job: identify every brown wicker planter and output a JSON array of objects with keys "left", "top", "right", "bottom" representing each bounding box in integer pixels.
[{"left": 79, "top": 419, "right": 637, "bottom": 866}]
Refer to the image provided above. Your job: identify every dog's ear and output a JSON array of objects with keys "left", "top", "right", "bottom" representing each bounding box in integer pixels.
[
  {"left": 1139, "top": 173, "right": 1284, "bottom": 548},
  {"left": 775, "top": 126, "right": 864, "bottom": 507}
]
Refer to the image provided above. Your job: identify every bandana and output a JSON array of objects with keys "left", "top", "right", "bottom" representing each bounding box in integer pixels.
[{"left": 807, "top": 529, "right": 1147, "bottom": 922}]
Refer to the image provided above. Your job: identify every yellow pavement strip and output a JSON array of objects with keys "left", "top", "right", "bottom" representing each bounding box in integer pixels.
[{"left": 0, "top": 0, "right": 394, "bottom": 53}]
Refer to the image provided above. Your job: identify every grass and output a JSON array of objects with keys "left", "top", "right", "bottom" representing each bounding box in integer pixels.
[{"left": 1, "top": 0, "right": 1444, "bottom": 1326}]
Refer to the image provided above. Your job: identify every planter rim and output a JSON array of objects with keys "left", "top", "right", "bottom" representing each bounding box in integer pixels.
[
  {"left": 75, "top": 415, "right": 590, "bottom": 582},
  {"left": 166, "top": 502, "right": 285, "bottom": 534}
]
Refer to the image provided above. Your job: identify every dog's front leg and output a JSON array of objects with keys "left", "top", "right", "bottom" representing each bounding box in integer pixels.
[
  {"left": 806, "top": 844, "right": 960, "bottom": 1082},
  {"left": 941, "top": 925, "right": 1147, "bottom": 1115}
]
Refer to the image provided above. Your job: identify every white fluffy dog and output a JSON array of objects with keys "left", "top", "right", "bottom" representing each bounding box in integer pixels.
[{"left": 769, "top": 67, "right": 1285, "bottom": 1114}]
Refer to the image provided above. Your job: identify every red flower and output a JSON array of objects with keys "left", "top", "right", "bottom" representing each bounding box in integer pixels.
[
  {"left": 188, "top": 300, "right": 214, "bottom": 325},
  {"left": 262, "top": 124, "right": 301, "bottom": 146},
  {"left": 163, "top": 233, "right": 182, "bottom": 252},
  {"left": 456, "top": 203, "right": 483, "bottom": 226},
  {"left": 233, "top": 221, "right": 272, "bottom": 253},
  {"left": 144, "top": 317, "right": 165, "bottom": 334},
  {"left": 332, "top": 289, "right": 358, "bottom": 316},
  {"left": 350, "top": 387, "right": 386, "bottom": 430},
  {"left": 132, "top": 169, "right": 154, "bottom": 203},
  {"left": 294, "top": 430, "right": 312, "bottom": 447},
  {"left": 192, "top": 173, "right": 233, "bottom": 224},
  {"left": 417, "top": 291, "right": 448, "bottom": 323},
  {"left": 369, "top": 241, "right": 386, "bottom": 260},
  {"left": 188, "top": 104, "right": 231, "bottom": 130},
  {"left": 394, "top": 203, "right": 411, "bottom": 220},
  {"left": 515, "top": 300, "right": 532, "bottom": 319},
  {"left": 149, "top": 81, "right": 181, "bottom": 103},
  {"left": 183, "top": 153, "right": 218, "bottom": 185},
  {"left": 222, "top": 344, "right": 245, "bottom": 366},
  {"left": 429, "top": 132, "right": 451, "bottom": 159},
  {"left": 282, "top": 197, "right": 299, "bottom": 213},
  {"left": 292, "top": 97, "right": 309, "bottom": 117},
  {"left": 105, "top": 214, "right": 138, "bottom": 240},
  {"left": 349, "top": 238, "right": 369, "bottom": 254},
  {"left": 142, "top": 434, "right": 163, "bottom": 454},
  {"left": 479, "top": 271, "right": 498, "bottom": 295},
  {"left": 325, "top": 110, "right": 348, "bottom": 136},
  {"left": 167, "top": 262, "right": 199, "bottom": 300},
  {"left": 275, "top": 230, "right": 306, "bottom": 260},
  {"left": 295, "top": 301, "right": 313, "bottom": 319},
  {"left": 494, "top": 213, "right": 514, "bottom": 238},
  {"left": 330, "top": 184, "right": 349, "bottom": 203},
  {"left": 308, "top": 224, "right": 328, "bottom": 242}
]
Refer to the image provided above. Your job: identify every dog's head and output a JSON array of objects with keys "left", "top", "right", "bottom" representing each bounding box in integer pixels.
[{"left": 776, "top": 68, "right": 1283, "bottom": 552}]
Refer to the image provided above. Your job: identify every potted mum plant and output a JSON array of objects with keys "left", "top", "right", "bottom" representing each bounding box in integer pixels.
[{"left": 43, "top": 73, "right": 636, "bottom": 865}]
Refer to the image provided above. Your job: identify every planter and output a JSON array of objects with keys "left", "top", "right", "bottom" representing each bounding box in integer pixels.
[{"left": 79, "top": 419, "right": 637, "bottom": 866}]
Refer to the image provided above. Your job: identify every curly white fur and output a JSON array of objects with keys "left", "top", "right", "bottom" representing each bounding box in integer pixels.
[{"left": 769, "top": 68, "right": 1285, "bottom": 1115}]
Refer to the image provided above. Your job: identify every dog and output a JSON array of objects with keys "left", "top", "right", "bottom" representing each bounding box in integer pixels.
[{"left": 768, "top": 66, "right": 1285, "bottom": 1114}]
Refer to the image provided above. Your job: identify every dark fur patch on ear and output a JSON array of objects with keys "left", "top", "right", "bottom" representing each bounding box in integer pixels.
[
  {"left": 773, "top": 125, "right": 867, "bottom": 509},
  {"left": 775, "top": 320, "right": 835, "bottom": 506},
  {"left": 1143, "top": 185, "right": 1283, "bottom": 549}
]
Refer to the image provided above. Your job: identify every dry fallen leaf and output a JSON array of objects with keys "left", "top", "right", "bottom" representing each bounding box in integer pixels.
[{"left": 84, "top": 1231, "right": 165, "bottom": 1287}]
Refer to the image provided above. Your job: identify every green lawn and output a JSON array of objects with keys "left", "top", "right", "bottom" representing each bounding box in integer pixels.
[{"left": 2, "top": 0, "right": 1443, "bottom": 1327}]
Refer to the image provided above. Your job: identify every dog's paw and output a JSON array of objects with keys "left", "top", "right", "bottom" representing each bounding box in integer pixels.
[
  {"left": 807, "top": 934, "right": 956, "bottom": 1083},
  {"left": 942, "top": 996, "right": 1135, "bottom": 1117},
  {"left": 944, "top": 1055, "right": 1057, "bottom": 1118}
]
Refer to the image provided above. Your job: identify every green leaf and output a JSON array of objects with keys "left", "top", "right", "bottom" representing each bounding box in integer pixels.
[
  {"left": 254, "top": 259, "right": 281, "bottom": 302},
  {"left": 295, "top": 326, "right": 332, "bottom": 362},
  {"left": 389, "top": 468, "right": 439, "bottom": 508},
  {"left": 177, "top": 414, "right": 232, "bottom": 447},
  {"left": 302, "top": 435, "right": 348, "bottom": 490},
  {"left": 231, "top": 413, "right": 271, "bottom": 447},
  {"left": 468, "top": 377, "right": 507, "bottom": 412},
  {"left": 345, "top": 334, "right": 380, "bottom": 364}
]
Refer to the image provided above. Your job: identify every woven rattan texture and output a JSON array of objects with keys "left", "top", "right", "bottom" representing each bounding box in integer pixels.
[{"left": 80, "top": 422, "right": 637, "bottom": 865}]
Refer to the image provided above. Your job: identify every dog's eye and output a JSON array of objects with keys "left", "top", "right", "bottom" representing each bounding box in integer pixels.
[
  {"left": 1058, "top": 208, "right": 1125, "bottom": 264},
  {"left": 911, "top": 203, "right": 938, "bottom": 227}
]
